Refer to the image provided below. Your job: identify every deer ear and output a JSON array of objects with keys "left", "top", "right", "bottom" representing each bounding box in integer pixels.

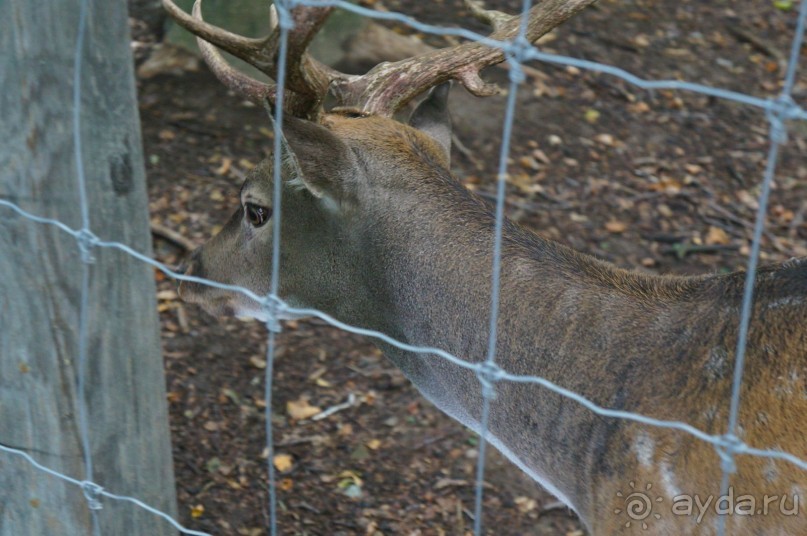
[
  {"left": 409, "top": 82, "right": 452, "bottom": 165},
  {"left": 279, "top": 116, "right": 355, "bottom": 201}
]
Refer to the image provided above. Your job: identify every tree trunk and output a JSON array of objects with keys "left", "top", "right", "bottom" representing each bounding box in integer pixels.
[{"left": 0, "top": 1, "right": 178, "bottom": 534}]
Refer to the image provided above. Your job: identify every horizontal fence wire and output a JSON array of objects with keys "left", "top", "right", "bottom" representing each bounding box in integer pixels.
[{"left": 0, "top": 0, "right": 805, "bottom": 535}]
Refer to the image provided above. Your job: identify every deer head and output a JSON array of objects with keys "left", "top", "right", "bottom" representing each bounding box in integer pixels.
[
  {"left": 165, "top": 2, "right": 807, "bottom": 534},
  {"left": 165, "top": 0, "right": 596, "bottom": 321},
  {"left": 176, "top": 87, "right": 457, "bottom": 323}
]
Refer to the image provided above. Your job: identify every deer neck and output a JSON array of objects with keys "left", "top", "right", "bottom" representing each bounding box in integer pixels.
[{"left": 335, "top": 176, "right": 683, "bottom": 518}]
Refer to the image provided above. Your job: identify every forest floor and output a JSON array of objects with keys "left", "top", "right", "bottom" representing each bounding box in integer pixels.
[{"left": 135, "top": 0, "right": 806, "bottom": 534}]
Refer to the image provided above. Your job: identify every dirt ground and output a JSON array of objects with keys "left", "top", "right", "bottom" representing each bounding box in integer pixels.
[{"left": 135, "top": 1, "right": 806, "bottom": 534}]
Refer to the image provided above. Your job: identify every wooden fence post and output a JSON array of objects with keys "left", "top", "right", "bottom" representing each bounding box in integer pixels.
[{"left": 0, "top": 0, "right": 179, "bottom": 534}]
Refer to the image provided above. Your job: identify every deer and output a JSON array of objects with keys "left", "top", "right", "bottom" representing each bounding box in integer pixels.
[{"left": 162, "top": 1, "right": 807, "bottom": 533}]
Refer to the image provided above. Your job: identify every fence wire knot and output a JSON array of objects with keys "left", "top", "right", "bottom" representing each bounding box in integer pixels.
[
  {"left": 261, "top": 294, "right": 286, "bottom": 333},
  {"left": 475, "top": 362, "right": 505, "bottom": 399},
  {"left": 715, "top": 433, "right": 744, "bottom": 475},
  {"left": 274, "top": 0, "right": 295, "bottom": 30},
  {"left": 765, "top": 94, "right": 798, "bottom": 144},
  {"left": 75, "top": 228, "right": 98, "bottom": 264},
  {"left": 80, "top": 480, "right": 104, "bottom": 510},
  {"left": 504, "top": 36, "right": 531, "bottom": 85}
]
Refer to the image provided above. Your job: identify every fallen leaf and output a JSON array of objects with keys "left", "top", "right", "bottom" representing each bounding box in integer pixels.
[
  {"left": 647, "top": 176, "right": 682, "bottom": 193},
  {"left": 156, "top": 289, "right": 178, "bottom": 301},
  {"left": 519, "top": 155, "right": 541, "bottom": 170},
  {"left": 605, "top": 220, "right": 628, "bottom": 234},
  {"left": 214, "top": 157, "right": 232, "bottom": 176},
  {"left": 593, "top": 133, "right": 617, "bottom": 147},
  {"left": 203, "top": 421, "right": 219, "bottom": 432},
  {"left": 705, "top": 226, "right": 730, "bottom": 246},
  {"left": 308, "top": 367, "right": 327, "bottom": 381},
  {"left": 273, "top": 453, "right": 293, "bottom": 472},
  {"left": 338, "top": 470, "right": 362, "bottom": 484},
  {"left": 435, "top": 478, "right": 468, "bottom": 490},
  {"left": 584, "top": 108, "right": 600, "bottom": 123},
  {"left": 190, "top": 504, "right": 204, "bottom": 519},
  {"left": 338, "top": 470, "right": 364, "bottom": 498},
  {"left": 532, "top": 148, "right": 551, "bottom": 164},
  {"left": 205, "top": 457, "right": 221, "bottom": 473},
  {"left": 628, "top": 101, "right": 650, "bottom": 113},
  {"left": 515, "top": 496, "right": 538, "bottom": 513},
  {"left": 684, "top": 163, "right": 703, "bottom": 175},
  {"left": 287, "top": 398, "right": 321, "bottom": 420},
  {"left": 221, "top": 388, "right": 240, "bottom": 405},
  {"left": 737, "top": 189, "right": 759, "bottom": 210},
  {"left": 351, "top": 445, "right": 370, "bottom": 461},
  {"left": 249, "top": 356, "right": 267, "bottom": 369}
]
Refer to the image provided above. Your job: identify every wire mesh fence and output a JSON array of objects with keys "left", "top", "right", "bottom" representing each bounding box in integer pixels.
[{"left": 1, "top": 0, "right": 806, "bottom": 535}]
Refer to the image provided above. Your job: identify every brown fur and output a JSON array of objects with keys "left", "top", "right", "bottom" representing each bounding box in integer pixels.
[{"left": 181, "top": 110, "right": 806, "bottom": 535}]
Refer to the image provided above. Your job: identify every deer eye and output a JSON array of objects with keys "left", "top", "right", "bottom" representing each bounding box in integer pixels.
[{"left": 244, "top": 202, "right": 271, "bottom": 227}]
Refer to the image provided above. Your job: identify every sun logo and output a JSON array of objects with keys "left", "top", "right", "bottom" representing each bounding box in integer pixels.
[{"left": 613, "top": 481, "right": 663, "bottom": 530}]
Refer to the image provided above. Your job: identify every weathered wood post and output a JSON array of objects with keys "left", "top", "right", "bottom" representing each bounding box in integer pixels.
[{"left": 0, "top": 1, "right": 179, "bottom": 534}]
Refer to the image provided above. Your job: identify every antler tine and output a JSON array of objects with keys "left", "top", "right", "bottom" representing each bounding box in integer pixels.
[
  {"left": 332, "top": 0, "right": 597, "bottom": 117},
  {"left": 190, "top": 1, "right": 276, "bottom": 100},
  {"left": 163, "top": 0, "right": 343, "bottom": 116},
  {"left": 162, "top": 0, "right": 269, "bottom": 67},
  {"left": 191, "top": 3, "right": 312, "bottom": 114},
  {"left": 280, "top": 5, "right": 344, "bottom": 102}
]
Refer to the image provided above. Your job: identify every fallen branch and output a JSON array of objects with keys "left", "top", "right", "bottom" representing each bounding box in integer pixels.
[
  {"left": 310, "top": 393, "right": 357, "bottom": 421},
  {"left": 151, "top": 221, "right": 196, "bottom": 251}
]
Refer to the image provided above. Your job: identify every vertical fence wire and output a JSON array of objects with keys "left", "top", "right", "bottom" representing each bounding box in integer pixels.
[
  {"left": 71, "top": 0, "right": 102, "bottom": 533},
  {"left": 472, "top": 1, "right": 533, "bottom": 533},
  {"left": 264, "top": 1, "right": 295, "bottom": 535},
  {"left": 0, "top": 0, "right": 806, "bottom": 534},
  {"left": 716, "top": 3, "right": 807, "bottom": 535},
  {"left": 263, "top": 331, "right": 280, "bottom": 536}
]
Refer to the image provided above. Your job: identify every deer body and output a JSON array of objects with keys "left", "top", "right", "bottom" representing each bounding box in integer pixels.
[
  {"left": 164, "top": 1, "right": 806, "bottom": 533},
  {"left": 180, "top": 112, "right": 807, "bottom": 535}
]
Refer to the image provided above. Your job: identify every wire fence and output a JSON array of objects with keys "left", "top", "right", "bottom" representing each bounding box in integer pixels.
[{"left": 1, "top": 0, "right": 806, "bottom": 534}]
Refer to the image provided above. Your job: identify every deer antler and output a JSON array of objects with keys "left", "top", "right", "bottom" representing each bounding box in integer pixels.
[
  {"left": 163, "top": 0, "right": 596, "bottom": 117},
  {"left": 162, "top": 0, "right": 345, "bottom": 116}
]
